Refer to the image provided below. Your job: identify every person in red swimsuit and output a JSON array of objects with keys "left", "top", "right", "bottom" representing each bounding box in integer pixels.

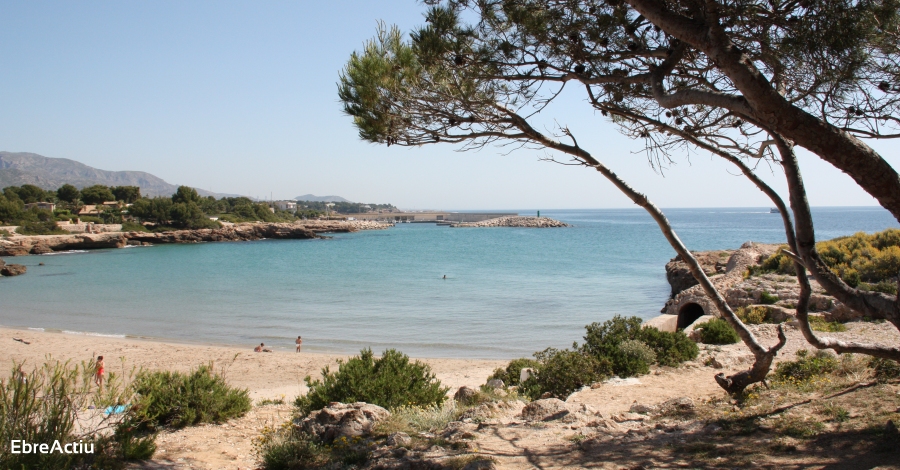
[{"left": 94, "top": 356, "right": 105, "bottom": 388}]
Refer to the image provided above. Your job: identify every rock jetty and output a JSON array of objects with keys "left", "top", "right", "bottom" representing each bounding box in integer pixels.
[
  {"left": 0, "top": 220, "right": 392, "bottom": 256},
  {"left": 451, "top": 216, "right": 569, "bottom": 228}
]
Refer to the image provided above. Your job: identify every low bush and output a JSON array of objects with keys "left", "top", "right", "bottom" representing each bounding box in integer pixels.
[
  {"left": 736, "top": 306, "right": 769, "bottom": 324},
  {"left": 858, "top": 280, "right": 898, "bottom": 295},
  {"left": 296, "top": 349, "right": 448, "bottom": 414},
  {"left": 754, "top": 229, "right": 900, "bottom": 287},
  {"left": 376, "top": 401, "right": 458, "bottom": 435},
  {"left": 759, "top": 291, "right": 780, "bottom": 305},
  {"left": 258, "top": 429, "right": 331, "bottom": 470},
  {"left": 694, "top": 318, "right": 740, "bottom": 345},
  {"left": 773, "top": 349, "right": 839, "bottom": 382},
  {"left": 521, "top": 348, "right": 611, "bottom": 399},
  {"left": 614, "top": 339, "right": 656, "bottom": 377},
  {"left": 869, "top": 357, "right": 900, "bottom": 383},
  {"left": 80, "top": 216, "right": 104, "bottom": 224},
  {"left": 638, "top": 324, "right": 699, "bottom": 366},
  {"left": 582, "top": 315, "right": 698, "bottom": 373},
  {"left": 131, "top": 364, "right": 251, "bottom": 429},
  {"left": 121, "top": 221, "right": 149, "bottom": 232},
  {"left": 487, "top": 358, "right": 540, "bottom": 387},
  {"left": 808, "top": 316, "right": 847, "bottom": 332},
  {"left": 16, "top": 220, "right": 67, "bottom": 235}
]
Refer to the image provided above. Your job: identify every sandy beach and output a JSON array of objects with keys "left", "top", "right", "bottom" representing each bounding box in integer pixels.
[{"left": 1, "top": 326, "right": 507, "bottom": 402}]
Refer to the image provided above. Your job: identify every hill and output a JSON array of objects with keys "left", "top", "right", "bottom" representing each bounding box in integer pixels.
[
  {"left": 0, "top": 151, "right": 233, "bottom": 198},
  {"left": 294, "top": 194, "right": 350, "bottom": 203}
]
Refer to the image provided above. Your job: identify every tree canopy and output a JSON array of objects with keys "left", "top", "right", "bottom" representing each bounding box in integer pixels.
[{"left": 339, "top": 0, "right": 900, "bottom": 393}]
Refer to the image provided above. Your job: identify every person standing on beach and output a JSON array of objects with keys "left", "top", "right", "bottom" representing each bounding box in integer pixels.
[
  {"left": 94, "top": 356, "right": 104, "bottom": 388},
  {"left": 295, "top": 336, "right": 303, "bottom": 352}
]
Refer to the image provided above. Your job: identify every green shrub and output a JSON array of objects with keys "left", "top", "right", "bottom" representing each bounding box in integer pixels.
[
  {"left": 522, "top": 348, "right": 611, "bottom": 399},
  {"left": 637, "top": 325, "right": 699, "bottom": 367},
  {"left": 858, "top": 280, "right": 898, "bottom": 295},
  {"left": 296, "top": 349, "right": 448, "bottom": 414},
  {"left": 16, "top": 220, "right": 67, "bottom": 235},
  {"left": 131, "top": 364, "right": 251, "bottom": 429},
  {"left": 694, "top": 318, "right": 741, "bottom": 345},
  {"left": 736, "top": 306, "right": 769, "bottom": 324},
  {"left": 582, "top": 315, "right": 698, "bottom": 373},
  {"left": 614, "top": 339, "right": 656, "bottom": 377},
  {"left": 80, "top": 216, "right": 104, "bottom": 224},
  {"left": 869, "top": 357, "right": 900, "bottom": 383},
  {"left": 755, "top": 229, "right": 900, "bottom": 286},
  {"left": 808, "top": 316, "right": 847, "bottom": 332},
  {"left": 759, "top": 291, "right": 780, "bottom": 305},
  {"left": 121, "top": 221, "right": 149, "bottom": 232},
  {"left": 487, "top": 358, "right": 540, "bottom": 387},
  {"left": 774, "top": 349, "right": 839, "bottom": 382}
]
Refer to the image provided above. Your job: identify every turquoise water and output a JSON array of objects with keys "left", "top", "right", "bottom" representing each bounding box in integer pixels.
[{"left": 1, "top": 207, "right": 896, "bottom": 358}]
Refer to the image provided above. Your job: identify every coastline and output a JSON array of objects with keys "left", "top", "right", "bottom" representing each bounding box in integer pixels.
[{"left": 1, "top": 326, "right": 507, "bottom": 402}]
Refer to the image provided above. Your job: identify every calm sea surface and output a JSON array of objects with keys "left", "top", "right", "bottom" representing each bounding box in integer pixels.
[{"left": 1, "top": 207, "right": 896, "bottom": 358}]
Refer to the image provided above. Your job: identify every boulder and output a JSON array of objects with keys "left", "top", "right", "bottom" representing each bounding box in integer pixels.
[
  {"left": 1, "top": 263, "right": 27, "bottom": 276},
  {"left": 521, "top": 398, "right": 570, "bottom": 421},
  {"left": 642, "top": 314, "right": 678, "bottom": 333},
  {"left": 629, "top": 402, "right": 657, "bottom": 414},
  {"left": 661, "top": 397, "right": 695, "bottom": 412},
  {"left": 385, "top": 431, "right": 411, "bottom": 447},
  {"left": 485, "top": 379, "right": 504, "bottom": 389},
  {"left": 454, "top": 386, "right": 479, "bottom": 404},
  {"left": 30, "top": 243, "right": 53, "bottom": 255},
  {"left": 297, "top": 402, "right": 389, "bottom": 443}
]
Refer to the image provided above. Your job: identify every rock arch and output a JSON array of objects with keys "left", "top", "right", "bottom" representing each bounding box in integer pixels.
[{"left": 677, "top": 302, "right": 706, "bottom": 329}]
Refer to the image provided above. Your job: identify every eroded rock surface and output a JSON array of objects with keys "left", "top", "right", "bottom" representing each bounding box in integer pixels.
[{"left": 297, "top": 402, "right": 390, "bottom": 443}]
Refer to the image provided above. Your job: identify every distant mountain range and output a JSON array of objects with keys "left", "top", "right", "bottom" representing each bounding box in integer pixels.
[
  {"left": 294, "top": 194, "right": 350, "bottom": 203},
  {"left": 0, "top": 151, "right": 235, "bottom": 198}
]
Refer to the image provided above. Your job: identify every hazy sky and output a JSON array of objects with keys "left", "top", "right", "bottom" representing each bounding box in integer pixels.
[{"left": 2, "top": 1, "right": 897, "bottom": 210}]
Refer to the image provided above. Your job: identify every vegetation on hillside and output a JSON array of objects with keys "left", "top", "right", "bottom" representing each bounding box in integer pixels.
[{"left": 751, "top": 229, "right": 900, "bottom": 294}]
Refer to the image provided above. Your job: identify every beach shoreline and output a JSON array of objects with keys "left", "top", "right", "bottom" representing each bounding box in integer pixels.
[{"left": 1, "top": 326, "right": 508, "bottom": 402}]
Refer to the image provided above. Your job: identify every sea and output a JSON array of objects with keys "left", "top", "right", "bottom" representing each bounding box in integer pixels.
[{"left": 1, "top": 207, "right": 896, "bottom": 359}]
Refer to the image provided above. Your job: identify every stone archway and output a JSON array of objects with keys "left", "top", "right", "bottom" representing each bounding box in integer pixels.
[{"left": 677, "top": 302, "right": 706, "bottom": 329}]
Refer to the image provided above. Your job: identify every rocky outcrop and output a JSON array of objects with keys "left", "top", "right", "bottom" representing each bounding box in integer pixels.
[
  {"left": 664, "top": 250, "right": 734, "bottom": 297},
  {"left": 451, "top": 216, "right": 569, "bottom": 228},
  {"left": 0, "top": 258, "right": 26, "bottom": 276},
  {"left": 297, "top": 402, "right": 390, "bottom": 443},
  {"left": 660, "top": 241, "right": 854, "bottom": 326},
  {"left": 124, "top": 223, "right": 322, "bottom": 245},
  {"left": 521, "top": 398, "right": 571, "bottom": 421},
  {"left": 0, "top": 223, "right": 334, "bottom": 256},
  {"left": 0, "top": 233, "right": 127, "bottom": 256}
]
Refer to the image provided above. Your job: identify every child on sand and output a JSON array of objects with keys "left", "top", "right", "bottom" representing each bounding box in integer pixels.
[
  {"left": 254, "top": 343, "right": 272, "bottom": 352},
  {"left": 295, "top": 336, "right": 302, "bottom": 352},
  {"left": 94, "top": 356, "right": 104, "bottom": 388}
]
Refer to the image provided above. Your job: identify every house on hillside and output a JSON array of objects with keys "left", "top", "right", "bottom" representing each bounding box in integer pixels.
[
  {"left": 274, "top": 200, "right": 297, "bottom": 212},
  {"left": 23, "top": 202, "right": 56, "bottom": 212}
]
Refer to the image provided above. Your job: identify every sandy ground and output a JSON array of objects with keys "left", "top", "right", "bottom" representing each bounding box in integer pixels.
[
  {"left": 4, "top": 322, "right": 899, "bottom": 469},
  {"left": 1, "top": 327, "right": 506, "bottom": 402}
]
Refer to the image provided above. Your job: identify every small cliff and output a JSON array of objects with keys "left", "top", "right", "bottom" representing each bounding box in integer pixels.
[{"left": 661, "top": 243, "right": 856, "bottom": 329}]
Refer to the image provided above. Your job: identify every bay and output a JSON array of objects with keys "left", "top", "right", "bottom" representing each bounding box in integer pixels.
[{"left": 0, "top": 207, "right": 896, "bottom": 358}]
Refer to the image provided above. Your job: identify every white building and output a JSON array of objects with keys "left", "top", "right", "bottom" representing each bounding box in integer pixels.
[{"left": 274, "top": 200, "right": 297, "bottom": 212}]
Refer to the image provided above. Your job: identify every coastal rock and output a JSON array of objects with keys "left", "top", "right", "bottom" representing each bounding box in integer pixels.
[
  {"left": 385, "top": 432, "right": 411, "bottom": 447},
  {"left": 521, "top": 398, "right": 570, "bottom": 421},
  {"left": 297, "top": 402, "right": 390, "bottom": 443},
  {"left": 0, "top": 233, "right": 126, "bottom": 256},
  {"left": 0, "top": 263, "right": 26, "bottom": 276}
]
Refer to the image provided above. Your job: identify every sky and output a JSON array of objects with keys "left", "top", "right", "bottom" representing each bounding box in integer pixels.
[{"left": 1, "top": 1, "right": 897, "bottom": 210}]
